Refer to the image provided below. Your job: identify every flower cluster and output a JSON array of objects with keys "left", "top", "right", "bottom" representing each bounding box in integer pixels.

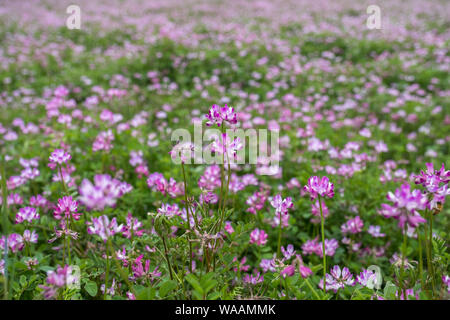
[
  {"left": 39, "top": 265, "right": 79, "bottom": 299},
  {"left": 319, "top": 265, "right": 355, "bottom": 292},
  {"left": 87, "top": 215, "right": 123, "bottom": 242},
  {"left": 205, "top": 104, "right": 237, "bottom": 127},
  {"left": 53, "top": 196, "right": 81, "bottom": 221},
  {"left": 379, "top": 184, "right": 427, "bottom": 228},
  {"left": 147, "top": 172, "right": 183, "bottom": 197},
  {"left": 16, "top": 207, "right": 40, "bottom": 224},
  {"left": 304, "top": 176, "right": 334, "bottom": 200},
  {"left": 79, "top": 174, "right": 132, "bottom": 211},
  {"left": 249, "top": 228, "right": 268, "bottom": 246},
  {"left": 48, "top": 149, "right": 71, "bottom": 167}
]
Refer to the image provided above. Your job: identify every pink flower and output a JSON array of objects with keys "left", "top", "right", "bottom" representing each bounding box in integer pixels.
[
  {"left": 210, "top": 133, "right": 243, "bottom": 160},
  {"left": 22, "top": 230, "right": 38, "bottom": 244},
  {"left": 16, "top": 207, "right": 40, "bottom": 224},
  {"left": 79, "top": 174, "right": 132, "bottom": 211},
  {"left": 341, "top": 216, "right": 364, "bottom": 234},
  {"left": 281, "top": 265, "right": 295, "bottom": 278},
  {"left": 53, "top": 196, "right": 81, "bottom": 221},
  {"left": 48, "top": 149, "right": 71, "bottom": 166},
  {"left": 368, "top": 225, "right": 385, "bottom": 237},
  {"left": 224, "top": 221, "right": 234, "bottom": 234},
  {"left": 304, "top": 176, "right": 334, "bottom": 200},
  {"left": 39, "top": 265, "right": 79, "bottom": 299},
  {"left": 246, "top": 189, "right": 268, "bottom": 215},
  {"left": 205, "top": 104, "right": 237, "bottom": 127},
  {"left": 270, "top": 194, "right": 293, "bottom": 215},
  {"left": 319, "top": 265, "right": 355, "bottom": 293},
  {"left": 243, "top": 272, "right": 264, "bottom": 285},
  {"left": 1, "top": 233, "right": 25, "bottom": 253},
  {"left": 122, "top": 213, "right": 144, "bottom": 239},
  {"left": 249, "top": 228, "right": 268, "bottom": 246},
  {"left": 356, "top": 269, "right": 379, "bottom": 288},
  {"left": 92, "top": 130, "right": 114, "bottom": 152},
  {"left": 299, "top": 264, "right": 313, "bottom": 278},
  {"left": 414, "top": 163, "right": 449, "bottom": 193},
  {"left": 281, "top": 244, "right": 296, "bottom": 260},
  {"left": 157, "top": 203, "right": 181, "bottom": 219},
  {"left": 87, "top": 215, "right": 123, "bottom": 242},
  {"left": 379, "top": 184, "right": 427, "bottom": 228},
  {"left": 198, "top": 165, "right": 221, "bottom": 190}
]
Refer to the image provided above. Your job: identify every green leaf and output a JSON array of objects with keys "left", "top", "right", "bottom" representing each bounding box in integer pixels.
[
  {"left": 159, "top": 279, "right": 177, "bottom": 298},
  {"left": 383, "top": 281, "right": 397, "bottom": 300},
  {"left": 185, "top": 274, "right": 203, "bottom": 294},
  {"left": 85, "top": 281, "right": 98, "bottom": 297}
]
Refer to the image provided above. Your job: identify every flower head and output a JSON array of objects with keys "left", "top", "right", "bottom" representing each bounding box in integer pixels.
[
  {"left": 16, "top": 207, "right": 40, "bottom": 224},
  {"left": 205, "top": 104, "right": 237, "bottom": 127},
  {"left": 379, "top": 184, "right": 427, "bottom": 228},
  {"left": 87, "top": 215, "right": 123, "bottom": 242},
  {"left": 319, "top": 265, "right": 355, "bottom": 292},
  {"left": 304, "top": 176, "right": 334, "bottom": 200},
  {"left": 49, "top": 149, "right": 71, "bottom": 166},
  {"left": 249, "top": 228, "right": 268, "bottom": 246},
  {"left": 54, "top": 196, "right": 81, "bottom": 221}
]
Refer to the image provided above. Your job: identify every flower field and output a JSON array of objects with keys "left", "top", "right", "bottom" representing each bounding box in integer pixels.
[{"left": 0, "top": 0, "right": 449, "bottom": 301}]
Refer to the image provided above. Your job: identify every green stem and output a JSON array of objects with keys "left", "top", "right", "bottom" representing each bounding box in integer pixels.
[
  {"left": 417, "top": 226, "right": 424, "bottom": 290},
  {"left": 318, "top": 196, "right": 326, "bottom": 293},
  {"left": 107, "top": 240, "right": 137, "bottom": 298},
  {"left": 181, "top": 163, "right": 193, "bottom": 274},
  {"left": 400, "top": 224, "right": 407, "bottom": 300},
  {"left": 277, "top": 215, "right": 282, "bottom": 259},
  {"left": 429, "top": 211, "right": 436, "bottom": 296},
  {"left": 104, "top": 246, "right": 110, "bottom": 300},
  {"left": 58, "top": 165, "right": 68, "bottom": 195},
  {"left": 161, "top": 233, "right": 174, "bottom": 280},
  {"left": 304, "top": 277, "right": 321, "bottom": 300},
  {"left": 423, "top": 210, "right": 434, "bottom": 296},
  {"left": 0, "top": 156, "right": 10, "bottom": 300}
]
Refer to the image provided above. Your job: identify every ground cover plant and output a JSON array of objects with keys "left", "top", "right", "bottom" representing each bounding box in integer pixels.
[{"left": 0, "top": 0, "right": 449, "bottom": 300}]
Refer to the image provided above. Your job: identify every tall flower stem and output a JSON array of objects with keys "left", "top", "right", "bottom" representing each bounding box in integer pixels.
[
  {"left": 423, "top": 210, "right": 434, "bottom": 296},
  {"left": 304, "top": 277, "right": 321, "bottom": 300},
  {"left": 161, "top": 233, "right": 174, "bottom": 280},
  {"left": 318, "top": 196, "right": 326, "bottom": 293},
  {"left": 104, "top": 246, "right": 110, "bottom": 300},
  {"left": 417, "top": 227, "right": 424, "bottom": 290},
  {"left": 400, "top": 224, "right": 407, "bottom": 300},
  {"left": 181, "top": 163, "right": 193, "bottom": 273},
  {"left": 428, "top": 210, "right": 436, "bottom": 296},
  {"left": 58, "top": 165, "right": 68, "bottom": 195},
  {"left": 106, "top": 240, "right": 137, "bottom": 297},
  {"left": 0, "top": 156, "right": 10, "bottom": 299},
  {"left": 276, "top": 214, "right": 282, "bottom": 259}
]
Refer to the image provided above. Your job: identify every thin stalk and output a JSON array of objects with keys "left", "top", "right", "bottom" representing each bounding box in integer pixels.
[
  {"left": 58, "top": 165, "right": 68, "bottom": 195},
  {"left": 104, "top": 247, "right": 110, "bottom": 300},
  {"left": 276, "top": 214, "right": 282, "bottom": 259},
  {"left": 1, "top": 156, "right": 9, "bottom": 300},
  {"left": 304, "top": 277, "right": 321, "bottom": 300},
  {"left": 107, "top": 240, "right": 137, "bottom": 298},
  {"left": 318, "top": 196, "right": 326, "bottom": 293},
  {"left": 400, "top": 224, "right": 407, "bottom": 300},
  {"left": 429, "top": 211, "right": 436, "bottom": 295},
  {"left": 161, "top": 233, "right": 174, "bottom": 280},
  {"left": 423, "top": 210, "right": 434, "bottom": 295},
  {"left": 181, "top": 163, "right": 193, "bottom": 273},
  {"left": 417, "top": 226, "right": 424, "bottom": 290}
]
